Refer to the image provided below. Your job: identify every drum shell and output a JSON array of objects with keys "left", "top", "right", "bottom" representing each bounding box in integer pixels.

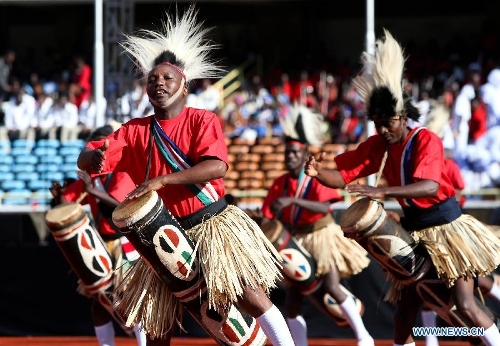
[
  {"left": 262, "top": 220, "right": 322, "bottom": 294},
  {"left": 340, "top": 198, "right": 432, "bottom": 285},
  {"left": 46, "top": 203, "right": 113, "bottom": 294},
  {"left": 113, "top": 192, "right": 267, "bottom": 346},
  {"left": 113, "top": 195, "right": 203, "bottom": 295}
]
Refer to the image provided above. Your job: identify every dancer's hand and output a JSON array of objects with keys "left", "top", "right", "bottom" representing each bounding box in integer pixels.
[
  {"left": 91, "top": 140, "right": 109, "bottom": 173},
  {"left": 305, "top": 152, "right": 325, "bottom": 177},
  {"left": 125, "top": 176, "right": 165, "bottom": 200}
]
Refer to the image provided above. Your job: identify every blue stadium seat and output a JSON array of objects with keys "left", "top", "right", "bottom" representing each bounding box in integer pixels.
[
  {"left": 0, "top": 172, "right": 14, "bottom": 180},
  {"left": 40, "top": 171, "right": 65, "bottom": 183},
  {"left": 36, "top": 139, "right": 61, "bottom": 149},
  {"left": 59, "top": 146, "right": 82, "bottom": 157},
  {"left": 61, "top": 163, "right": 78, "bottom": 173},
  {"left": 36, "top": 163, "right": 60, "bottom": 173},
  {"left": 14, "top": 154, "right": 38, "bottom": 165},
  {"left": 64, "top": 155, "right": 78, "bottom": 164},
  {"left": 28, "top": 180, "right": 52, "bottom": 190},
  {"left": 2, "top": 197, "right": 29, "bottom": 205},
  {"left": 64, "top": 171, "right": 78, "bottom": 180},
  {"left": 0, "top": 163, "right": 12, "bottom": 172},
  {"left": 1, "top": 180, "right": 26, "bottom": 191},
  {"left": 0, "top": 156, "right": 13, "bottom": 165},
  {"left": 61, "top": 139, "right": 85, "bottom": 148},
  {"left": 39, "top": 155, "right": 63, "bottom": 165},
  {"left": 10, "top": 146, "right": 32, "bottom": 156},
  {"left": 16, "top": 172, "right": 40, "bottom": 181},
  {"left": 12, "top": 163, "right": 36, "bottom": 173},
  {"left": 4, "top": 189, "right": 32, "bottom": 198},
  {"left": 33, "top": 147, "right": 58, "bottom": 157},
  {"left": 11, "top": 139, "right": 35, "bottom": 149}
]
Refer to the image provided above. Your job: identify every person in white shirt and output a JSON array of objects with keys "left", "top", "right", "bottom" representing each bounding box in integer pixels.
[
  {"left": 33, "top": 92, "right": 57, "bottom": 140},
  {"left": 53, "top": 92, "right": 80, "bottom": 143},
  {"left": 2, "top": 79, "right": 36, "bottom": 142}
]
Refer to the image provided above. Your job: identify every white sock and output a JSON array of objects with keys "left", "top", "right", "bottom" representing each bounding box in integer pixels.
[
  {"left": 421, "top": 310, "right": 439, "bottom": 346},
  {"left": 286, "top": 316, "right": 308, "bottom": 346},
  {"left": 256, "top": 305, "right": 296, "bottom": 346},
  {"left": 394, "top": 343, "right": 415, "bottom": 346},
  {"left": 94, "top": 321, "right": 115, "bottom": 346},
  {"left": 487, "top": 282, "right": 500, "bottom": 304},
  {"left": 133, "top": 323, "right": 147, "bottom": 346},
  {"left": 339, "top": 296, "right": 373, "bottom": 345},
  {"left": 482, "top": 324, "right": 500, "bottom": 346}
]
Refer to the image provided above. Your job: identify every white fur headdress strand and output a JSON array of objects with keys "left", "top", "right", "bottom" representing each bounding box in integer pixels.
[
  {"left": 280, "top": 103, "right": 326, "bottom": 146},
  {"left": 352, "top": 29, "right": 415, "bottom": 120},
  {"left": 120, "top": 4, "right": 224, "bottom": 81}
]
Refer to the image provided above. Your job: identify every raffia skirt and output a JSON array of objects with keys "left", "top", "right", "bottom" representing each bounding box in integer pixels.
[
  {"left": 114, "top": 205, "right": 282, "bottom": 339},
  {"left": 385, "top": 214, "right": 500, "bottom": 302},
  {"left": 293, "top": 218, "right": 370, "bottom": 278}
]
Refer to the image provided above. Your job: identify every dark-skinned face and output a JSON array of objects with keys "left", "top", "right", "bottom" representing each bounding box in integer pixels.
[
  {"left": 373, "top": 115, "right": 409, "bottom": 144},
  {"left": 146, "top": 63, "right": 184, "bottom": 108},
  {"left": 285, "top": 142, "right": 308, "bottom": 173}
]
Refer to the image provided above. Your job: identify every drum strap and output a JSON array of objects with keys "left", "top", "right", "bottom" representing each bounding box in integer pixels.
[
  {"left": 401, "top": 127, "right": 425, "bottom": 207},
  {"left": 150, "top": 117, "right": 218, "bottom": 206},
  {"left": 289, "top": 170, "right": 313, "bottom": 225},
  {"left": 177, "top": 195, "right": 229, "bottom": 229}
]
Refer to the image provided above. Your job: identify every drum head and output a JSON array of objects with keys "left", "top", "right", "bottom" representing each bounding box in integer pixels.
[
  {"left": 340, "top": 197, "right": 383, "bottom": 233},
  {"left": 46, "top": 203, "right": 84, "bottom": 228},
  {"left": 260, "top": 220, "right": 284, "bottom": 243},
  {"left": 112, "top": 190, "right": 159, "bottom": 227}
]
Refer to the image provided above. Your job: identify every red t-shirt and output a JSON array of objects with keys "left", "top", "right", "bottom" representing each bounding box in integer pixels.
[
  {"left": 335, "top": 127, "right": 456, "bottom": 209},
  {"left": 87, "top": 108, "right": 228, "bottom": 218},
  {"left": 262, "top": 172, "right": 341, "bottom": 225},
  {"left": 63, "top": 172, "right": 136, "bottom": 236},
  {"left": 444, "top": 157, "right": 466, "bottom": 207}
]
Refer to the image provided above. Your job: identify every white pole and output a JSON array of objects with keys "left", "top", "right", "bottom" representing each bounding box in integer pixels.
[
  {"left": 94, "top": 0, "right": 105, "bottom": 128},
  {"left": 366, "top": 0, "right": 376, "bottom": 186}
]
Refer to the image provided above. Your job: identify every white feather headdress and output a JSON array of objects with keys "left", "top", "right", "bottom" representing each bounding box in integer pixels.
[
  {"left": 120, "top": 4, "right": 224, "bottom": 81},
  {"left": 352, "top": 29, "right": 407, "bottom": 118},
  {"left": 280, "top": 103, "right": 326, "bottom": 146}
]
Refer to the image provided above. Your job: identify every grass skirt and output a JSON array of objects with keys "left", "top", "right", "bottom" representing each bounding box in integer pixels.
[
  {"left": 185, "top": 205, "right": 282, "bottom": 312},
  {"left": 294, "top": 220, "right": 370, "bottom": 278},
  {"left": 114, "top": 205, "right": 282, "bottom": 339},
  {"left": 385, "top": 214, "right": 500, "bottom": 302}
]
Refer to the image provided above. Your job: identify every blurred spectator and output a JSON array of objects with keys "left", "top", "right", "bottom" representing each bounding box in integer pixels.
[
  {"left": 0, "top": 49, "right": 16, "bottom": 102},
  {"left": 1, "top": 78, "right": 36, "bottom": 142},
  {"left": 481, "top": 68, "right": 500, "bottom": 128},
  {"left": 33, "top": 92, "right": 57, "bottom": 140},
  {"left": 69, "top": 55, "right": 92, "bottom": 109},
  {"left": 53, "top": 92, "right": 80, "bottom": 143},
  {"left": 196, "top": 78, "right": 221, "bottom": 112},
  {"left": 78, "top": 95, "right": 107, "bottom": 140}
]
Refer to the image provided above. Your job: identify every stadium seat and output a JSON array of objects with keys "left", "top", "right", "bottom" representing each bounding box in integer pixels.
[
  {"left": 0, "top": 163, "right": 12, "bottom": 172},
  {"left": 10, "top": 146, "right": 32, "bottom": 156},
  {"left": 31, "top": 189, "right": 53, "bottom": 205},
  {"left": 40, "top": 171, "right": 65, "bottom": 183},
  {"left": 64, "top": 155, "right": 78, "bottom": 164},
  {"left": 64, "top": 171, "right": 78, "bottom": 180},
  {"left": 36, "top": 163, "right": 60, "bottom": 173},
  {"left": 61, "top": 139, "right": 85, "bottom": 148},
  {"left": 59, "top": 146, "right": 82, "bottom": 157},
  {"left": 12, "top": 163, "right": 36, "bottom": 173},
  {"left": 33, "top": 147, "right": 58, "bottom": 157},
  {"left": 39, "top": 155, "right": 63, "bottom": 165},
  {"left": 28, "top": 180, "right": 52, "bottom": 191},
  {"left": 14, "top": 154, "right": 38, "bottom": 165},
  {"left": 36, "top": 139, "right": 61, "bottom": 149},
  {"left": 11, "top": 139, "right": 35, "bottom": 149},
  {"left": 16, "top": 172, "right": 40, "bottom": 181},
  {"left": 0, "top": 156, "right": 13, "bottom": 165},
  {"left": 0, "top": 172, "right": 14, "bottom": 181},
  {"left": 1, "top": 180, "right": 27, "bottom": 191}
]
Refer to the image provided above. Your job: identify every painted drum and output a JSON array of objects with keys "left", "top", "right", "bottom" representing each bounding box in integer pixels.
[{"left": 112, "top": 190, "right": 266, "bottom": 346}]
